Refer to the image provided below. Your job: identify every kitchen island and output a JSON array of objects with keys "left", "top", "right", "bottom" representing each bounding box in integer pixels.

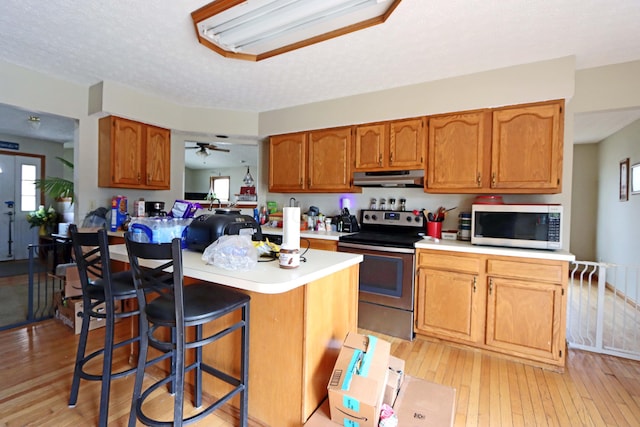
[{"left": 109, "top": 244, "right": 363, "bottom": 427}]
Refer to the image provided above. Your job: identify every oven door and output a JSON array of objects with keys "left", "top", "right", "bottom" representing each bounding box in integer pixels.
[{"left": 338, "top": 242, "right": 415, "bottom": 340}]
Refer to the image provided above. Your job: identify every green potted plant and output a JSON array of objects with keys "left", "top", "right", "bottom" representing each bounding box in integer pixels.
[
  {"left": 26, "top": 205, "right": 58, "bottom": 235},
  {"left": 35, "top": 156, "right": 75, "bottom": 223}
]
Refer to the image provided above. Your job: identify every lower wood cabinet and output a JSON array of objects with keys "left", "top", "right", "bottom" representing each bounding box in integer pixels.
[
  {"left": 416, "top": 249, "right": 568, "bottom": 370},
  {"left": 305, "top": 238, "right": 337, "bottom": 251}
]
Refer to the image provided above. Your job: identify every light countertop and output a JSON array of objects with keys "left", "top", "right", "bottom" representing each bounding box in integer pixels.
[
  {"left": 109, "top": 244, "right": 363, "bottom": 295},
  {"left": 415, "top": 238, "right": 576, "bottom": 262},
  {"left": 260, "top": 226, "right": 351, "bottom": 241}
]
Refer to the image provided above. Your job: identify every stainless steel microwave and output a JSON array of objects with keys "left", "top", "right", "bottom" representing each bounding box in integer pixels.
[{"left": 471, "top": 204, "right": 563, "bottom": 250}]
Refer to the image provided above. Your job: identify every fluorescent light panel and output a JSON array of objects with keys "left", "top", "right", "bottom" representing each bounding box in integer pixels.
[{"left": 194, "top": 0, "right": 398, "bottom": 59}]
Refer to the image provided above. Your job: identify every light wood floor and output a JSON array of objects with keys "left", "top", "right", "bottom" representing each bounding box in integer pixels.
[{"left": 1, "top": 319, "right": 640, "bottom": 427}]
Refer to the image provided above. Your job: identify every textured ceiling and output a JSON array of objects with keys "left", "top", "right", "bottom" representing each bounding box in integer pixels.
[{"left": 1, "top": 0, "right": 640, "bottom": 167}]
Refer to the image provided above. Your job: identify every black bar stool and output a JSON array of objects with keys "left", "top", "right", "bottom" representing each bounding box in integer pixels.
[
  {"left": 124, "top": 234, "right": 250, "bottom": 427},
  {"left": 67, "top": 224, "right": 141, "bottom": 427}
]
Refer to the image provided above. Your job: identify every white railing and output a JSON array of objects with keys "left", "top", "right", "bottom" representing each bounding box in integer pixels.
[{"left": 568, "top": 261, "right": 640, "bottom": 361}]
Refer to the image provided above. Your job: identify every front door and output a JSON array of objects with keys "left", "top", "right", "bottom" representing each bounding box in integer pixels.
[{"left": 0, "top": 153, "right": 41, "bottom": 260}]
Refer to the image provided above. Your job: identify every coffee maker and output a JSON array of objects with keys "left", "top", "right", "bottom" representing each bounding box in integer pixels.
[{"left": 145, "top": 201, "right": 167, "bottom": 217}]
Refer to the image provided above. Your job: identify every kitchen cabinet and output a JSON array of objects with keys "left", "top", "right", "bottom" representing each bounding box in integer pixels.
[
  {"left": 426, "top": 110, "right": 491, "bottom": 191},
  {"left": 98, "top": 116, "right": 171, "bottom": 190},
  {"left": 425, "top": 99, "right": 564, "bottom": 194},
  {"left": 416, "top": 251, "right": 485, "bottom": 344},
  {"left": 269, "top": 132, "right": 307, "bottom": 192},
  {"left": 485, "top": 257, "right": 566, "bottom": 366},
  {"left": 269, "top": 127, "right": 358, "bottom": 193},
  {"left": 353, "top": 117, "right": 426, "bottom": 171},
  {"left": 305, "top": 238, "right": 337, "bottom": 251},
  {"left": 490, "top": 100, "right": 564, "bottom": 192},
  {"left": 415, "top": 249, "right": 567, "bottom": 370}
]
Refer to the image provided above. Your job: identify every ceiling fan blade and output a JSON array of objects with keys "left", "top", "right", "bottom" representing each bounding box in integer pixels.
[{"left": 205, "top": 145, "right": 230, "bottom": 152}]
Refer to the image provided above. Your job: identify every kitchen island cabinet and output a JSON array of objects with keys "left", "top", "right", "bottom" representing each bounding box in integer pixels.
[
  {"left": 109, "top": 245, "right": 361, "bottom": 426},
  {"left": 415, "top": 241, "right": 573, "bottom": 371}
]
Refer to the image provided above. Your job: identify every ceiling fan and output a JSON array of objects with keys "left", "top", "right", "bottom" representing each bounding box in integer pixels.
[{"left": 185, "top": 141, "right": 230, "bottom": 157}]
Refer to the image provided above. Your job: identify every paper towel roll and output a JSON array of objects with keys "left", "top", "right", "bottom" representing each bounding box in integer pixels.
[{"left": 282, "top": 207, "right": 300, "bottom": 250}]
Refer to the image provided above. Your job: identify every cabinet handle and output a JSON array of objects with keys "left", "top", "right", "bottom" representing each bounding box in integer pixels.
[
  {"left": 378, "top": 153, "right": 383, "bottom": 166},
  {"left": 472, "top": 276, "right": 477, "bottom": 293},
  {"left": 300, "top": 178, "right": 303, "bottom": 187},
  {"left": 489, "top": 278, "right": 493, "bottom": 295},
  {"left": 137, "top": 173, "right": 141, "bottom": 183},
  {"left": 491, "top": 172, "right": 496, "bottom": 187},
  {"left": 147, "top": 173, "right": 151, "bottom": 182},
  {"left": 477, "top": 173, "right": 481, "bottom": 187},
  {"left": 389, "top": 152, "right": 393, "bottom": 164}
]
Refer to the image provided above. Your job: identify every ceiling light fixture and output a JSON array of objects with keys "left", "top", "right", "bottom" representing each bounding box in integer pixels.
[
  {"left": 195, "top": 147, "right": 210, "bottom": 157},
  {"left": 192, "top": 0, "right": 401, "bottom": 61},
  {"left": 27, "top": 115, "right": 41, "bottom": 130}
]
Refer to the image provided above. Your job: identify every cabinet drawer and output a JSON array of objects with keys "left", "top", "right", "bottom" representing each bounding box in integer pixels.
[
  {"left": 487, "top": 258, "right": 565, "bottom": 283},
  {"left": 418, "top": 251, "right": 480, "bottom": 274}
]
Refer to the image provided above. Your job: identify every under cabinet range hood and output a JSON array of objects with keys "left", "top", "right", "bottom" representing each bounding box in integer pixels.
[{"left": 353, "top": 170, "right": 425, "bottom": 187}]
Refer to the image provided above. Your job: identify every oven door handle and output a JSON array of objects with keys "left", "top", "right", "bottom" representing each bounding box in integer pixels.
[{"left": 338, "top": 242, "right": 415, "bottom": 254}]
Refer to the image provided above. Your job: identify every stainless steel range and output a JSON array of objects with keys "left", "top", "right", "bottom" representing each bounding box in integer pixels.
[{"left": 337, "top": 209, "right": 425, "bottom": 341}]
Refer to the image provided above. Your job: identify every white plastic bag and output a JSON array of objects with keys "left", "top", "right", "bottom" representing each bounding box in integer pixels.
[{"left": 202, "top": 235, "right": 258, "bottom": 271}]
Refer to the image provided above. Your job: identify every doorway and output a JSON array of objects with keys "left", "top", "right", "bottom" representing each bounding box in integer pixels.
[{"left": 0, "top": 153, "right": 41, "bottom": 261}]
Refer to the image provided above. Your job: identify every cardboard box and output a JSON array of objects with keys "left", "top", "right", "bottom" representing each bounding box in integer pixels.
[
  {"left": 384, "top": 355, "right": 405, "bottom": 407},
  {"left": 306, "top": 376, "right": 456, "bottom": 427},
  {"left": 393, "top": 376, "right": 456, "bottom": 427},
  {"left": 327, "top": 332, "right": 391, "bottom": 427},
  {"left": 54, "top": 292, "right": 121, "bottom": 335}
]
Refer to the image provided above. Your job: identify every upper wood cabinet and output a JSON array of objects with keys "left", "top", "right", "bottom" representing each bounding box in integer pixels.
[
  {"left": 269, "top": 127, "right": 357, "bottom": 193},
  {"left": 425, "top": 99, "right": 564, "bottom": 194},
  {"left": 354, "top": 117, "right": 426, "bottom": 171},
  {"left": 426, "top": 110, "right": 491, "bottom": 191},
  {"left": 491, "top": 100, "right": 564, "bottom": 192},
  {"left": 98, "top": 116, "right": 171, "bottom": 189},
  {"left": 269, "top": 132, "right": 307, "bottom": 192}
]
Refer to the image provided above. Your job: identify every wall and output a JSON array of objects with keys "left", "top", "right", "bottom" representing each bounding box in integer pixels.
[
  {"left": 570, "top": 144, "right": 599, "bottom": 261},
  {"left": 596, "top": 119, "right": 640, "bottom": 266},
  {"left": 571, "top": 60, "right": 640, "bottom": 265}
]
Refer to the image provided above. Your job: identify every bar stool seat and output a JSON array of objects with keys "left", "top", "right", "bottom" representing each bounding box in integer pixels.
[
  {"left": 68, "top": 224, "right": 142, "bottom": 427},
  {"left": 125, "top": 234, "right": 250, "bottom": 427}
]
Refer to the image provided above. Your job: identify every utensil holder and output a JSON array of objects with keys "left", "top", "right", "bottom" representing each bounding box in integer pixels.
[{"left": 427, "top": 221, "right": 442, "bottom": 239}]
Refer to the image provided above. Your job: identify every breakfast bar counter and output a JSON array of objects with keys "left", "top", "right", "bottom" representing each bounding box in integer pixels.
[{"left": 109, "top": 244, "right": 363, "bottom": 427}]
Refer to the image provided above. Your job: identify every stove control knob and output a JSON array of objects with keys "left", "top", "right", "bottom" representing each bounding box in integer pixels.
[
  {"left": 364, "top": 214, "right": 370, "bottom": 220},
  {"left": 406, "top": 216, "right": 413, "bottom": 222},
  {"left": 415, "top": 216, "right": 422, "bottom": 222},
  {"left": 371, "top": 214, "right": 378, "bottom": 221}
]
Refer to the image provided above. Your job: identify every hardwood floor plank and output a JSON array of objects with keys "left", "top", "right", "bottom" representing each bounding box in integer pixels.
[{"left": 2, "top": 320, "right": 640, "bottom": 426}]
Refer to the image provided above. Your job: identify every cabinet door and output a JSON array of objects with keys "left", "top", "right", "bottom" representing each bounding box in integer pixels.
[
  {"left": 144, "top": 125, "right": 171, "bottom": 189},
  {"left": 389, "top": 117, "right": 426, "bottom": 169},
  {"left": 308, "top": 127, "right": 353, "bottom": 191},
  {"left": 485, "top": 277, "right": 564, "bottom": 363},
  {"left": 427, "top": 111, "right": 491, "bottom": 191},
  {"left": 416, "top": 268, "right": 484, "bottom": 344},
  {"left": 305, "top": 238, "right": 337, "bottom": 251},
  {"left": 491, "top": 100, "right": 563, "bottom": 192},
  {"left": 107, "top": 117, "right": 145, "bottom": 187},
  {"left": 269, "top": 133, "right": 307, "bottom": 192},
  {"left": 353, "top": 123, "right": 387, "bottom": 171}
]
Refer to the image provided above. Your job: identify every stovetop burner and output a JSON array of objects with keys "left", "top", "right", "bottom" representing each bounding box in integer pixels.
[{"left": 338, "top": 210, "right": 425, "bottom": 249}]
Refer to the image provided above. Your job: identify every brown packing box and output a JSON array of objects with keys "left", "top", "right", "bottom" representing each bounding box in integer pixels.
[
  {"left": 305, "top": 376, "right": 456, "bottom": 427},
  {"left": 384, "top": 355, "right": 405, "bottom": 407},
  {"left": 327, "top": 332, "right": 391, "bottom": 427},
  {"left": 393, "top": 375, "right": 456, "bottom": 427},
  {"left": 54, "top": 292, "right": 121, "bottom": 335},
  {"left": 63, "top": 264, "right": 83, "bottom": 298}
]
